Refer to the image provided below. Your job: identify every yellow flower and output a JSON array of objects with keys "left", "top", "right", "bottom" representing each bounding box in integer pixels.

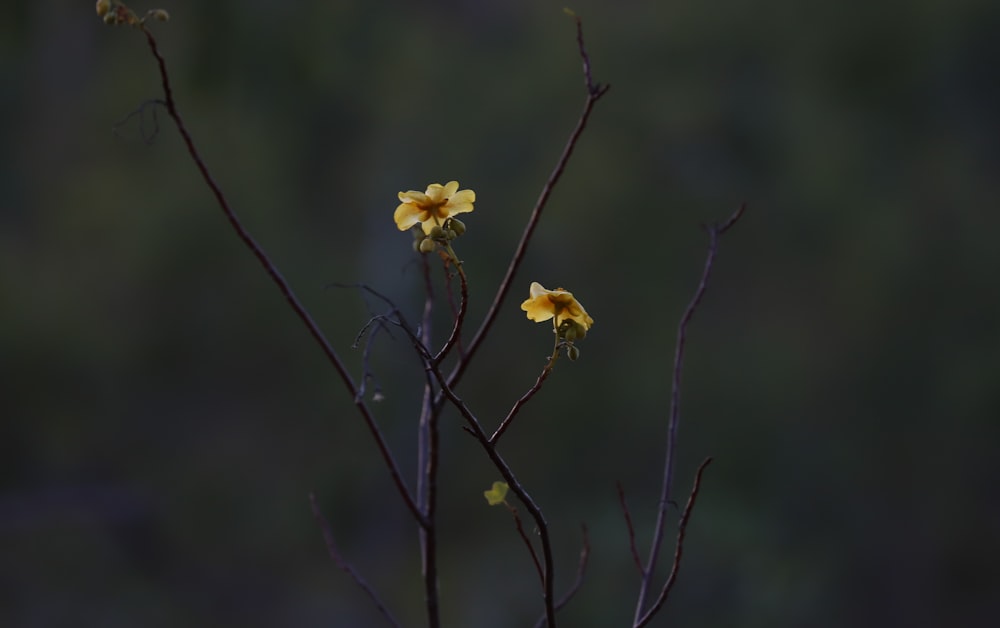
[
  {"left": 521, "top": 282, "right": 594, "bottom": 333},
  {"left": 394, "top": 181, "right": 475, "bottom": 234}
]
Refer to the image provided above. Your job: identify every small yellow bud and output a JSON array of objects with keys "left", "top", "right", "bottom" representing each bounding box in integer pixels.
[
  {"left": 151, "top": 9, "right": 170, "bottom": 22},
  {"left": 418, "top": 238, "right": 437, "bottom": 254},
  {"left": 103, "top": 12, "right": 118, "bottom": 25},
  {"left": 96, "top": 0, "right": 111, "bottom": 17},
  {"left": 449, "top": 218, "right": 466, "bottom": 236},
  {"left": 429, "top": 225, "right": 444, "bottom": 239}
]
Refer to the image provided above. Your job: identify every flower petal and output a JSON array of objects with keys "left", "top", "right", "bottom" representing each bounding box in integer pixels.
[
  {"left": 398, "top": 190, "right": 429, "bottom": 204},
  {"left": 522, "top": 283, "right": 557, "bottom": 322},
  {"left": 449, "top": 189, "right": 475, "bottom": 205},
  {"left": 521, "top": 299, "right": 555, "bottom": 322},
  {"left": 424, "top": 183, "right": 447, "bottom": 203},
  {"left": 445, "top": 189, "right": 476, "bottom": 216},
  {"left": 394, "top": 203, "right": 427, "bottom": 231},
  {"left": 441, "top": 181, "right": 460, "bottom": 198}
]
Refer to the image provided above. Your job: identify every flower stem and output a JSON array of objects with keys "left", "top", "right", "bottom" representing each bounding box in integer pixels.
[{"left": 489, "top": 339, "right": 560, "bottom": 445}]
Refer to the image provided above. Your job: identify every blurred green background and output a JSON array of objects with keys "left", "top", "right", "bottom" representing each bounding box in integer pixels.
[{"left": 2, "top": 0, "right": 998, "bottom": 626}]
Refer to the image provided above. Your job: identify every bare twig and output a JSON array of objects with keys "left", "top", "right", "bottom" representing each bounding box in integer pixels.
[
  {"left": 433, "top": 368, "right": 558, "bottom": 627},
  {"left": 507, "top": 503, "right": 544, "bottom": 583},
  {"left": 351, "top": 315, "right": 391, "bottom": 402},
  {"left": 633, "top": 203, "right": 745, "bottom": 624},
  {"left": 489, "top": 351, "right": 558, "bottom": 444},
  {"left": 309, "top": 492, "right": 402, "bottom": 628},
  {"left": 391, "top": 319, "right": 559, "bottom": 627},
  {"left": 634, "top": 458, "right": 712, "bottom": 628},
  {"left": 415, "top": 252, "right": 442, "bottom": 628},
  {"left": 432, "top": 261, "right": 468, "bottom": 364},
  {"left": 137, "top": 29, "right": 423, "bottom": 524},
  {"left": 112, "top": 98, "right": 164, "bottom": 144},
  {"left": 330, "top": 281, "right": 445, "bottom": 627},
  {"left": 442, "top": 16, "right": 609, "bottom": 394},
  {"left": 534, "top": 523, "right": 590, "bottom": 628},
  {"left": 617, "top": 482, "right": 644, "bottom": 576}
]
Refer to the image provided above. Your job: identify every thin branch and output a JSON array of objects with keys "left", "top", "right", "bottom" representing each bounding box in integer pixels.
[
  {"left": 328, "top": 283, "right": 444, "bottom": 626},
  {"left": 421, "top": 401, "right": 442, "bottom": 628},
  {"left": 633, "top": 203, "right": 745, "bottom": 623},
  {"left": 572, "top": 15, "right": 604, "bottom": 96},
  {"left": 392, "top": 321, "right": 559, "bottom": 627},
  {"left": 351, "top": 315, "right": 391, "bottom": 402},
  {"left": 489, "top": 350, "right": 558, "bottom": 444},
  {"left": 442, "top": 16, "right": 609, "bottom": 394},
  {"left": 533, "top": 523, "right": 591, "bottom": 628},
  {"left": 415, "top": 252, "right": 441, "bottom": 628},
  {"left": 507, "top": 503, "right": 544, "bottom": 583},
  {"left": 138, "top": 29, "right": 423, "bottom": 524},
  {"left": 112, "top": 98, "right": 164, "bottom": 144},
  {"left": 617, "top": 482, "right": 643, "bottom": 576},
  {"left": 432, "top": 260, "right": 468, "bottom": 364},
  {"left": 634, "top": 458, "right": 712, "bottom": 628},
  {"left": 309, "top": 492, "right": 402, "bottom": 628},
  {"left": 433, "top": 369, "right": 557, "bottom": 627}
]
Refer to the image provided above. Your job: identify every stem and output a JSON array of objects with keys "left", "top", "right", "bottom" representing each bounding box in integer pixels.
[
  {"left": 415, "top": 255, "right": 440, "bottom": 628},
  {"left": 633, "top": 458, "right": 712, "bottom": 628},
  {"left": 433, "top": 369, "right": 558, "bottom": 626},
  {"left": 633, "top": 203, "right": 745, "bottom": 622},
  {"left": 137, "top": 29, "right": 427, "bottom": 523},
  {"left": 490, "top": 337, "right": 560, "bottom": 444},
  {"left": 433, "top": 255, "right": 467, "bottom": 364},
  {"left": 310, "top": 493, "right": 402, "bottom": 628},
  {"left": 394, "top": 320, "right": 558, "bottom": 627},
  {"left": 442, "top": 18, "right": 609, "bottom": 395}
]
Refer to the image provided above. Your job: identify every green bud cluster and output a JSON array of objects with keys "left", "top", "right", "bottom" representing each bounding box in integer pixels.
[{"left": 413, "top": 218, "right": 469, "bottom": 255}]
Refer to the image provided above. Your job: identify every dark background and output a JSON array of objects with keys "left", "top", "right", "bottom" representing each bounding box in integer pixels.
[{"left": 2, "top": 0, "right": 998, "bottom": 626}]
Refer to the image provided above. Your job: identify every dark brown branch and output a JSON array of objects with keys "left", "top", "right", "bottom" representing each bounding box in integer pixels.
[
  {"left": 533, "top": 523, "right": 590, "bottom": 628},
  {"left": 507, "top": 503, "right": 544, "bottom": 583},
  {"left": 391, "top": 319, "right": 559, "bottom": 627},
  {"left": 617, "top": 482, "right": 644, "bottom": 576},
  {"left": 442, "top": 16, "right": 609, "bottom": 394},
  {"left": 433, "top": 259, "right": 468, "bottom": 364},
  {"left": 415, "top": 253, "right": 441, "bottom": 628},
  {"left": 329, "top": 282, "right": 445, "bottom": 626},
  {"left": 434, "top": 374, "right": 557, "bottom": 626},
  {"left": 309, "top": 492, "right": 402, "bottom": 628},
  {"left": 420, "top": 396, "right": 442, "bottom": 628},
  {"left": 633, "top": 203, "right": 745, "bottom": 623},
  {"left": 634, "top": 458, "right": 712, "bottom": 628},
  {"left": 489, "top": 351, "right": 558, "bottom": 444},
  {"left": 138, "top": 29, "right": 423, "bottom": 524}
]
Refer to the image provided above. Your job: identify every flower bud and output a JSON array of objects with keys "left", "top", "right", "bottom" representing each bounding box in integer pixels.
[
  {"left": 429, "top": 226, "right": 445, "bottom": 239},
  {"left": 152, "top": 9, "right": 170, "bottom": 22},
  {"left": 418, "top": 238, "right": 437, "bottom": 254},
  {"left": 449, "top": 218, "right": 466, "bottom": 236},
  {"left": 445, "top": 229, "right": 457, "bottom": 240},
  {"left": 96, "top": 0, "right": 111, "bottom": 17}
]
